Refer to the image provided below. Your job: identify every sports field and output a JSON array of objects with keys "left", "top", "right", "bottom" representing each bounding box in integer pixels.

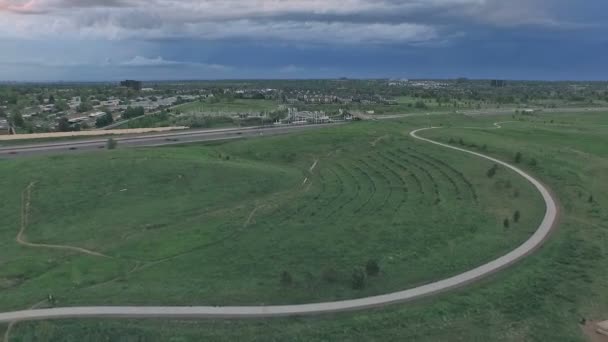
[{"left": 2, "top": 112, "right": 607, "bottom": 341}]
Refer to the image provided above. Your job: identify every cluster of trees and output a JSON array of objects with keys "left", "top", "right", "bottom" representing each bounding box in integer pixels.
[
  {"left": 56, "top": 117, "right": 85, "bottom": 132},
  {"left": 95, "top": 113, "right": 114, "bottom": 128},
  {"left": 76, "top": 102, "right": 93, "bottom": 113},
  {"left": 122, "top": 106, "right": 145, "bottom": 119}
]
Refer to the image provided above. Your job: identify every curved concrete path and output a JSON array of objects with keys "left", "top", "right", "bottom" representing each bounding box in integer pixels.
[{"left": 0, "top": 127, "right": 559, "bottom": 323}]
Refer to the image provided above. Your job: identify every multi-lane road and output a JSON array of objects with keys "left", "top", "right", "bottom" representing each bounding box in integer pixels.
[
  {"left": 0, "top": 126, "right": 559, "bottom": 323},
  {"left": 0, "top": 123, "right": 339, "bottom": 158}
]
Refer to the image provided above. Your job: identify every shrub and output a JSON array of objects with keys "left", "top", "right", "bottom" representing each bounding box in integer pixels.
[
  {"left": 504, "top": 218, "right": 510, "bottom": 228},
  {"left": 351, "top": 267, "right": 366, "bottom": 290},
  {"left": 481, "top": 144, "right": 488, "bottom": 151},
  {"left": 449, "top": 138, "right": 455, "bottom": 144},
  {"left": 280, "top": 271, "right": 293, "bottom": 286},
  {"left": 458, "top": 138, "right": 465, "bottom": 146},
  {"left": 365, "top": 259, "right": 380, "bottom": 276},
  {"left": 588, "top": 195, "right": 594, "bottom": 203},
  {"left": 513, "top": 210, "right": 521, "bottom": 223},
  {"left": 515, "top": 152, "right": 522, "bottom": 164},
  {"left": 529, "top": 158, "right": 538, "bottom": 167},
  {"left": 123, "top": 106, "right": 145, "bottom": 119},
  {"left": 487, "top": 164, "right": 498, "bottom": 178},
  {"left": 106, "top": 138, "right": 117, "bottom": 150},
  {"left": 321, "top": 267, "right": 338, "bottom": 283}
]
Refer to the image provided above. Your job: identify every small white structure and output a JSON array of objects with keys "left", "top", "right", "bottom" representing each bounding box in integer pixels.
[
  {"left": 68, "top": 117, "right": 88, "bottom": 124},
  {"left": 89, "top": 111, "right": 107, "bottom": 118}
]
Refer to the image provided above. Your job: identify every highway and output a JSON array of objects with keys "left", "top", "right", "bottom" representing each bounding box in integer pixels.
[
  {"left": 0, "top": 124, "right": 339, "bottom": 158},
  {"left": 0, "top": 126, "right": 559, "bottom": 323}
]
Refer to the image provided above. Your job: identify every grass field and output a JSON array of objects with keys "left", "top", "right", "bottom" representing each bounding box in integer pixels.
[
  {"left": 174, "top": 98, "right": 279, "bottom": 115},
  {"left": 2, "top": 112, "right": 607, "bottom": 341}
]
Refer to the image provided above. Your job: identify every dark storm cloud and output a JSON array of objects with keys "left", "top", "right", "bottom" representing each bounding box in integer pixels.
[{"left": 1, "top": 0, "right": 607, "bottom": 81}]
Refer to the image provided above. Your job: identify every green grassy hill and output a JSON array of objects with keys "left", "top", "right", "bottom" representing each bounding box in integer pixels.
[{"left": 5, "top": 111, "right": 604, "bottom": 341}]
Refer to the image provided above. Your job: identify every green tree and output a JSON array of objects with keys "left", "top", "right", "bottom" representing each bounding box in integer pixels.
[
  {"left": 414, "top": 101, "right": 428, "bottom": 109},
  {"left": 123, "top": 106, "right": 145, "bottom": 119},
  {"left": 106, "top": 138, "right": 117, "bottom": 150},
  {"left": 487, "top": 164, "right": 498, "bottom": 178},
  {"left": 365, "top": 259, "right": 380, "bottom": 276},
  {"left": 515, "top": 152, "right": 523, "bottom": 164},
  {"left": 54, "top": 100, "right": 69, "bottom": 112},
  {"left": 11, "top": 112, "right": 24, "bottom": 128},
  {"left": 95, "top": 113, "right": 114, "bottom": 128},
  {"left": 513, "top": 210, "right": 521, "bottom": 223},
  {"left": 57, "top": 117, "right": 71, "bottom": 132},
  {"left": 503, "top": 218, "right": 510, "bottom": 228},
  {"left": 321, "top": 267, "right": 338, "bottom": 283},
  {"left": 280, "top": 271, "right": 293, "bottom": 286},
  {"left": 77, "top": 102, "right": 93, "bottom": 113},
  {"left": 49, "top": 95, "right": 55, "bottom": 104},
  {"left": 351, "top": 267, "right": 367, "bottom": 290}
]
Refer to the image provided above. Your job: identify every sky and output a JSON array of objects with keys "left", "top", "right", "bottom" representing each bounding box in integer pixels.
[{"left": 0, "top": 0, "right": 607, "bottom": 81}]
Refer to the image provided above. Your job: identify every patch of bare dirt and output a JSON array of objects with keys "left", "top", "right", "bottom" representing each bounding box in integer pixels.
[{"left": 581, "top": 321, "right": 608, "bottom": 342}]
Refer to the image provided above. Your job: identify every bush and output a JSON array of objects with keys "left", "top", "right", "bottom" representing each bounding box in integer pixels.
[
  {"left": 503, "top": 218, "right": 510, "bottom": 228},
  {"left": 321, "top": 267, "right": 338, "bottom": 283},
  {"left": 351, "top": 267, "right": 366, "bottom": 290},
  {"left": 365, "top": 259, "right": 380, "bottom": 276},
  {"left": 529, "top": 158, "right": 538, "bottom": 167},
  {"left": 487, "top": 164, "right": 498, "bottom": 178},
  {"left": 106, "top": 138, "right": 117, "bottom": 150},
  {"left": 414, "top": 101, "right": 427, "bottom": 109},
  {"left": 280, "top": 271, "right": 293, "bottom": 286},
  {"left": 122, "top": 106, "right": 145, "bottom": 119},
  {"left": 588, "top": 195, "right": 594, "bottom": 203},
  {"left": 513, "top": 210, "right": 521, "bottom": 223},
  {"left": 95, "top": 113, "right": 114, "bottom": 128},
  {"left": 515, "top": 152, "right": 522, "bottom": 164}
]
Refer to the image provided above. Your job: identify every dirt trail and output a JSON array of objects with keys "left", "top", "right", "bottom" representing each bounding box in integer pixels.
[
  {"left": 243, "top": 206, "right": 262, "bottom": 228},
  {"left": 3, "top": 299, "right": 47, "bottom": 342},
  {"left": 17, "top": 182, "right": 110, "bottom": 259},
  {"left": 309, "top": 160, "right": 318, "bottom": 173},
  {"left": 370, "top": 135, "right": 390, "bottom": 147}
]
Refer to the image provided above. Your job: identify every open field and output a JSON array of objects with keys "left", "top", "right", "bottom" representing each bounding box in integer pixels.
[
  {"left": 2, "top": 111, "right": 607, "bottom": 341},
  {"left": 174, "top": 98, "right": 279, "bottom": 115}
]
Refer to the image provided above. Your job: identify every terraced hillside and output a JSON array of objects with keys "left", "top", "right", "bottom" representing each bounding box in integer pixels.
[{"left": 0, "top": 119, "right": 544, "bottom": 315}]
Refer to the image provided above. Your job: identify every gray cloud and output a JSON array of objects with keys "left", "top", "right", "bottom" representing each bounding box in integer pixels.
[
  {"left": 0, "top": 0, "right": 579, "bottom": 44},
  {"left": 119, "top": 56, "right": 231, "bottom": 70}
]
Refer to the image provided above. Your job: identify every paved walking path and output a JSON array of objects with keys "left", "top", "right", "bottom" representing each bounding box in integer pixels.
[{"left": 0, "top": 127, "right": 559, "bottom": 323}]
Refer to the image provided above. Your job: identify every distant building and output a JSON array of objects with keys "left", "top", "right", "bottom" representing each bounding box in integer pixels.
[
  {"left": 0, "top": 119, "right": 9, "bottom": 135},
  {"left": 89, "top": 111, "right": 107, "bottom": 118},
  {"left": 522, "top": 109, "right": 536, "bottom": 114},
  {"left": 68, "top": 117, "right": 88, "bottom": 124},
  {"left": 120, "top": 80, "right": 143, "bottom": 91},
  {"left": 491, "top": 80, "right": 507, "bottom": 87}
]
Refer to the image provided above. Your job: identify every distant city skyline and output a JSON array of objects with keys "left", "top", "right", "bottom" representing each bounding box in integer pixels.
[{"left": 1, "top": 0, "right": 607, "bottom": 81}]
